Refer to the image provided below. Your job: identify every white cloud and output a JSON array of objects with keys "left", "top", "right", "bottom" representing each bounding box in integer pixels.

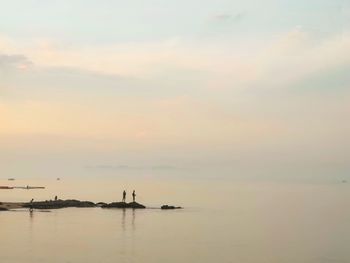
[
  {"left": 250, "top": 29, "right": 350, "bottom": 90},
  {"left": 1, "top": 29, "right": 350, "bottom": 92},
  {"left": 0, "top": 54, "right": 32, "bottom": 70},
  {"left": 211, "top": 12, "right": 244, "bottom": 23}
]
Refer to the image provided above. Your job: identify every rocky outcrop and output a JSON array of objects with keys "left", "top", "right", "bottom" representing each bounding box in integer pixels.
[
  {"left": 23, "top": 199, "right": 96, "bottom": 209},
  {"left": 4, "top": 200, "right": 182, "bottom": 211},
  {"left": 161, "top": 205, "right": 182, "bottom": 210},
  {"left": 101, "top": 201, "right": 146, "bottom": 209}
]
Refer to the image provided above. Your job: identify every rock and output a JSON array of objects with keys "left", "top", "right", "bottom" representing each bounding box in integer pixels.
[
  {"left": 0, "top": 207, "right": 8, "bottom": 211},
  {"left": 96, "top": 202, "right": 108, "bottom": 207},
  {"left": 101, "top": 201, "right": 146, "bottom": 209},
  {"left": 23, "top": 199, "right": 96, "bottom": 209},
  {"left": 161, "top": 205, "right": 182, "bottom": 210}
]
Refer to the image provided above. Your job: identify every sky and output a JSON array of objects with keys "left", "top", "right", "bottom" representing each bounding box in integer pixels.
[{"left": 0, "top": 0, "right": 349, "bottom": 181}]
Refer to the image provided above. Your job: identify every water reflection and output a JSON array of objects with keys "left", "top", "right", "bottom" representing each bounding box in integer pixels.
[
  {"left": 118, "top": 208, "right": 137, "bottom": 258},
  {"left": 131, "top": 209, "right": 136, "bottom": 256},
  {"left": 29, "top": 210, "right": 34, "bottom": 219},
  {"left": 132, "top": 209, "right": 135, "bottom": 231},
  {"left": 120, "top": 208, "right": 137, "bottom": 232},
  {"left": 122, "top": 208, "right": 126, "bottom": 231}
]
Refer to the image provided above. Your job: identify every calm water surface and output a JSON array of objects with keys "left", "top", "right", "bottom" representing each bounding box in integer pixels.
[{"left": 1, "top": 178, "right": 349, "bottom": 263}]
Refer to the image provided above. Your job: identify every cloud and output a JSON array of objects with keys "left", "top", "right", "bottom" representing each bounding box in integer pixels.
[
  {"left": 248, "top": 29, "right": 350, "bottom": 92},
  {"left": 1, "top": 29, "right": 350, "bottom": 106},
  {"left": 0, "top": 54, "right": 32, "bottom": 70},
  {"left": 85, "top": 164, "right": 179, "bottom": 171},
  {"left": 212, "top": 12, "right": 244, "bottom": 23},
  {"left": 2, "top": 28, "right": 348, "bottom": 92}
]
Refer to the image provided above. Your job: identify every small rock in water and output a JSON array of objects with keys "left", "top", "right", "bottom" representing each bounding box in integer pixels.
[{"left": 161, "top": 205, "right": 182, "bottom": 210}]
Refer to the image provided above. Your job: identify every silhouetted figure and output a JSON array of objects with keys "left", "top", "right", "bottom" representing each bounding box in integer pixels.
[
  {"left": 29, "top": 198, "right": 34, "bottom": 212},
  {"left": 132, "top": 190, "right": 136, "bottom": 202},
  {"left": 54, "top": 196, "right": 58, "bottom": 201},
  {"left": 122, "top": 190, "right": 126, "bottom": 202}
]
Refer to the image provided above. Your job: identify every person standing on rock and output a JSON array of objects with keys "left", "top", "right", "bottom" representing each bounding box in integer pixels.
[
  {"left": 122, "top": 190, "right": 126, "bottom": 202},
  {"left": 132, "top": 190, "right": 136, "bottom": 202}
]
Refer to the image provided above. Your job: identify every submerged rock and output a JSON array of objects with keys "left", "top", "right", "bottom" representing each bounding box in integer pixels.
[
  {"left": 23, "top": 199, "right": 96, "bottom": 209},
  {"left": 161, "top": 205, "right": 182, "bottom": 210},
  {"left": 101, "top": 201, "right": 146, "bottom": 209}
]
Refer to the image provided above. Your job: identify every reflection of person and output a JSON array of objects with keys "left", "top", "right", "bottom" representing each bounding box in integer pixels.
[
  {"left": 122, "top": 190, "right": 126, "bottom": 202},
  {"left": 29, "top": 198, "right": 34, "bottom": 212},
  {"left": 132, "top": 190, "right": 136, "bottom": 202}
]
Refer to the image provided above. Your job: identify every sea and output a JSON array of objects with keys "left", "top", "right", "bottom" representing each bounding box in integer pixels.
[{"left": 0, "top": 177, "right": 349, "bottom": 263}]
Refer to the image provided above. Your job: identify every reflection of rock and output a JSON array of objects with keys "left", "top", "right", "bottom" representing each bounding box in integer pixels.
[
  {"left": 101, "top": 202, "right": 146, "bottom": 209},
  {"left": 0, "top": 202, "right": 8, "bottom": 211},
  {"left": 161, "top": 205, "right": 182, "bottom": 210},
  {"left": 23, "top": 200, "right": 96, "bottom": 209}
]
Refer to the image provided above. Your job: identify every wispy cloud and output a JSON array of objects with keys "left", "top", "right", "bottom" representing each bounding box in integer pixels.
[
  {"left": 0, "top": 53, "right": 32, "bottom": 70},
  {"left": 212, "top": 12, "right": 244, "bottom": 23},
  {"left": 2, "top": 28, "right": 349, "bottom": 92},
  {"left": 85, "top": 164, "right": 179, "bottom": 171}
]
